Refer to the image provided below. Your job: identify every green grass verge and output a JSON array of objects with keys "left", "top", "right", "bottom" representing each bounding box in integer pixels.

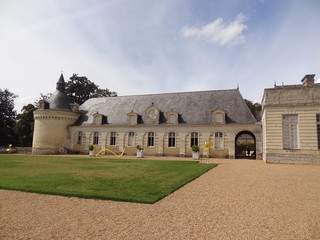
[{"left": 0, "top": 154, "right": 217, "bottom": 204}]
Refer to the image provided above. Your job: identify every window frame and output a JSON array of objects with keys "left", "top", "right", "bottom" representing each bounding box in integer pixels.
[
  {"left": 215, "top": 132, "right": 223, "bottom": 149},
  {"left": 147, "top": 132, "right": 155, "bottom": 147},
  {"left": 168, "top": 132, "right": 176, "bottom": 148},
  {"left": 283, "top": 115, "right": 298, "bottom": 149},
  {"left": 93, "top": 131, "right": 99, "bottom": 145},
  {"left": 110, "top": 132, "right": 116, "bottom": 146},
  {"left": 128, "top": 132, "right": 135, "bottom": 147},
  {"left": 190, "top": 132, "right": 199, "bottom": 147},
  {"left": 77, "top": 131, "right": 83, "bottom": 145}
]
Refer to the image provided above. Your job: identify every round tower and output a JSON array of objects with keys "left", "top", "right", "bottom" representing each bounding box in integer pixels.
[{"left": 32, "top": 74, "right": 80, "bottom": 154}]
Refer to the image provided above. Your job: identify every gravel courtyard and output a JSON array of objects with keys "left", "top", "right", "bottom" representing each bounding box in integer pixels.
[{"left": 1, "top": 157, "right": 320, "bottom": 240}]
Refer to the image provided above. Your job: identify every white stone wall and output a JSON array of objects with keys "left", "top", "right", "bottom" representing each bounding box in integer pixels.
[
  {"left": 262, "top": 102, "right": 320, "bottom": 164},
  {"left": 69, "top": 124, "right": 262, "bottom": 158},
  {"left": 32, "top": 110, "right": 80, "bottom": 154}
]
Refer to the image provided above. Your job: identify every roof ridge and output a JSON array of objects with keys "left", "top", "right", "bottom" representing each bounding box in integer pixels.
[{"left": 96, "top": 88, "right": 239, "bottom": 99}]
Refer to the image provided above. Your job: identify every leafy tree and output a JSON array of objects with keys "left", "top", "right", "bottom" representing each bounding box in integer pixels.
[
  {"left": 14, "top": 104, "right": 36, "bottom": 147},
  {"left": 66, "top": 74, "right": 117, "bottom": 105},
  {"left": 0, "top": 89, "right": 17, "bottom": 146},
  {"left": 245, "top": 99, "right": 262, "bottom": 120}
]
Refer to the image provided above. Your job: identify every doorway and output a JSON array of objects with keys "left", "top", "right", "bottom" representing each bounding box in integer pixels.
[{"left": 235, "top": 131, "right": 256, "bottom": 159}]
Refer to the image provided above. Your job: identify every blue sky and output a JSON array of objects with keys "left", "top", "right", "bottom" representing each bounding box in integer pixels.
[{"left": 1, "top": 0, "right": 320, "bottom": 112}]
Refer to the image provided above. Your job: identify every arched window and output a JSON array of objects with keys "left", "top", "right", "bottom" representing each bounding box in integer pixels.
[
  {"left": 110, "top": 132, "right": 116, "bottom": 146},
  {"left": 190, "top": 132, "right": 199, "bottom": 147},
  {"left": 128, "top": 132, "right": 135, "bottom": 147},
  {"left": 148, "top": 132, "right": 155, "bottom": 147},
  {"left": 77, "top": 131, "right": 83, "bottom": 145},
  {"left": 168, "top": 132, "right": 176, "bottom": 147},
  {"left": 93, "top": 132, "right": 99, "bottom": 145},
  {"left": 215, "top": 132, "right": 223, "bottom": 149}
]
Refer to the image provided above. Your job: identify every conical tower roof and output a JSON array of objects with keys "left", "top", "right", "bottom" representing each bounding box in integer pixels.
[{"left": 48, "top": 74, "right": 71, "bottom": 112}]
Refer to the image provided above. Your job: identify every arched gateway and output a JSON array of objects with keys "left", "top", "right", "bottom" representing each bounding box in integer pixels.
[{"left": 235, "top": 131, "right": 256, "bottom": 159}]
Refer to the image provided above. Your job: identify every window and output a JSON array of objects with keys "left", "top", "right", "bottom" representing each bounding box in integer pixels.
[
  {"left": 190, "top": 132, "right": 199, "bottom": 147},
  {"left": 168, "top": 132, "right": 176, "bottom": 147},
  {"left": 317, "top": 115, "right": 320, "bottom": 149},
  {"left": 93, "top": 132, "right": 99, "bottom": 145},
  {"left": 77, "top": 131, "right": 83, "bottom": 145},
  {"left": 110, "top": 132, "right": 116, "bottom": 146},
  {"left": 128, "top": 132, "right": 135, "bottom": 147},
  {"left": 215, "top": 132, "right": 223, "bottom": 149},
  {"left": 148, "top": 132, "right": 155, "bottom": 147},
  {"left": 283, "top": 115, "right": 298, "bottom": 149}
]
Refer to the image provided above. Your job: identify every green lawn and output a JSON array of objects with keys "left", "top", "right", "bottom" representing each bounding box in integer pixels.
[{"left": 0, "top": 154, "right": 217, "bottom": 204}]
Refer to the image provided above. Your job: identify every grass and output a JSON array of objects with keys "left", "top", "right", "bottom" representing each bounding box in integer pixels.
[{"left": 0, "top": 154, "right": 217, "bottom": 204}]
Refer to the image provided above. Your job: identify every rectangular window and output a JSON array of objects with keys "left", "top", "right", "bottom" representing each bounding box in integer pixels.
[
  {"left": 110, "top": 132, "right": 116, "bottom": 146},
  {"left": 191, "top": 132, "right": 199, "bottom": 147},
  {"left": 168, "top": 132, "right": 176, "bottom": 147},
  {"left": 317, "top": 115, "right": 320, "bottom": 149},
  {"left": 148, "top": 132, "right": 155, "bottom": 147},
  {"left": 283, "top": 115, "right": 298, "bottom": 149},
  {"left": 128, "top": 132, "right": 134, "bottom": 147},
  {"left": 77, "top": 131, "right": 83, "bottom": 145},
  {"left": 93, "top": 132, "right": 99, "bottom": 145},
  {"left": 215, "top": 132, "right": 223, "bottom": 149}
]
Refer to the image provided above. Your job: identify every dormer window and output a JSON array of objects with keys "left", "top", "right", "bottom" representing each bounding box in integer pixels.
[
  {"left": 212, "top": 110, "right": 226, "bottom": 124},
  {"left": 145, "top": 105, "right": 160, "bottom": 124},
  {"left": 93, "top": 112, "right": 107, "bottom": 125},
  {"left": 166, "top": 111, "right": 179, "bottom": 124},
  {"left": 38, "top": 100, "right": 49, "bottom": 110},
  {"left": 127, "top": 112, "right": 138, "bottom": 125}
]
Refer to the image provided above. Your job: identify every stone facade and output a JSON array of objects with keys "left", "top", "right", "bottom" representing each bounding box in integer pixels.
[
  {"left": 70, "top": 124, "right": 262, "bottom": 158},
  {"left": 261, "top": 74, "right": 320, "bottom": 164}
]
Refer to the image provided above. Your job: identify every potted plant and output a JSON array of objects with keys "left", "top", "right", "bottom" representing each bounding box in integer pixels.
[
  {"left": 136, "top": 145, "right": 144, "bottom": 158},
  {"left": 89, "top": 144, "right": 94, "bottom": 157},
  {"left": 192, "top": 145, "right": 200, "bottom": 160}
]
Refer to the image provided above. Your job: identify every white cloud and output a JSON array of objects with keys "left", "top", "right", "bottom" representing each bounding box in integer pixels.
[{"left": 181, "top": 14, "right": 248, "bottom": 46}]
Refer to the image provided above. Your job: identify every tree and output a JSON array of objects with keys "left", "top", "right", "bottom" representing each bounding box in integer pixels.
[
  {"left": 0, "top": 89, "right": 17, "bottom": 146},
  {"left": 66, "top": 74, "right": 117, "bottom": 105},
  {"left": 14, "top": 104, "right": 36, "bottom": 147},
  {"left": 245, "top": 99, "right": 262, "bottom": 121}
]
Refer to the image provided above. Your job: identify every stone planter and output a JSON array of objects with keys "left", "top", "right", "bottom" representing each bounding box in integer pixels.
[
  {"left": 137, "top": 150, "right": 144, "bottom": 158},
  {"left": 192, "top": 151, "right": 199, "bottom": 160},
  {"left": 89, "top": 150, "right": 94, "bottom": 157}
]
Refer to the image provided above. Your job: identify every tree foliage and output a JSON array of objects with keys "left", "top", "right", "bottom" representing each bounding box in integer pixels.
[
  {"left": 66, "top": 74, "right": 117, "bottom": 105},
  {"left": 0, "top": 89, "right": 17, "bottom": 146},
  {"left": 14, "top": 104, "right": 36, "bottom": 147},
  {"left": 245, "top": 99, "right": 262, "bottom": 120}
]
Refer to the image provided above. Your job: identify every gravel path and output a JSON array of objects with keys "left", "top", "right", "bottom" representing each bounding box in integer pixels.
[{"left": 1, "top": 158, "right": 320, "bottom": 240}]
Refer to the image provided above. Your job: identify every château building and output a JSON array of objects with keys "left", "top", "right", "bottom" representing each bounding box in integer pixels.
[{"left": 32, "top": 73, "right": 320, "bottom": 164}]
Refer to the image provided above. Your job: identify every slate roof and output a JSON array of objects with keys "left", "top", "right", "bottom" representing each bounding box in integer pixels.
[
  {"left": 76, "top": 89, "right": 257, "bottom": 126},
  {"left": 48, "top": 74, "right": 72, "bottom": 112}
]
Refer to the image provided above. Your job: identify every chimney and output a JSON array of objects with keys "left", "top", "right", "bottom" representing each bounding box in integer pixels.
[{"left": 301, "top": 74, "right": 315, "bottom": 87}]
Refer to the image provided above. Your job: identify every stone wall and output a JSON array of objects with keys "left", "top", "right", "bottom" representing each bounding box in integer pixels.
[{"left": 69, "top": 123, "right": 262, "bottom": 159}]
